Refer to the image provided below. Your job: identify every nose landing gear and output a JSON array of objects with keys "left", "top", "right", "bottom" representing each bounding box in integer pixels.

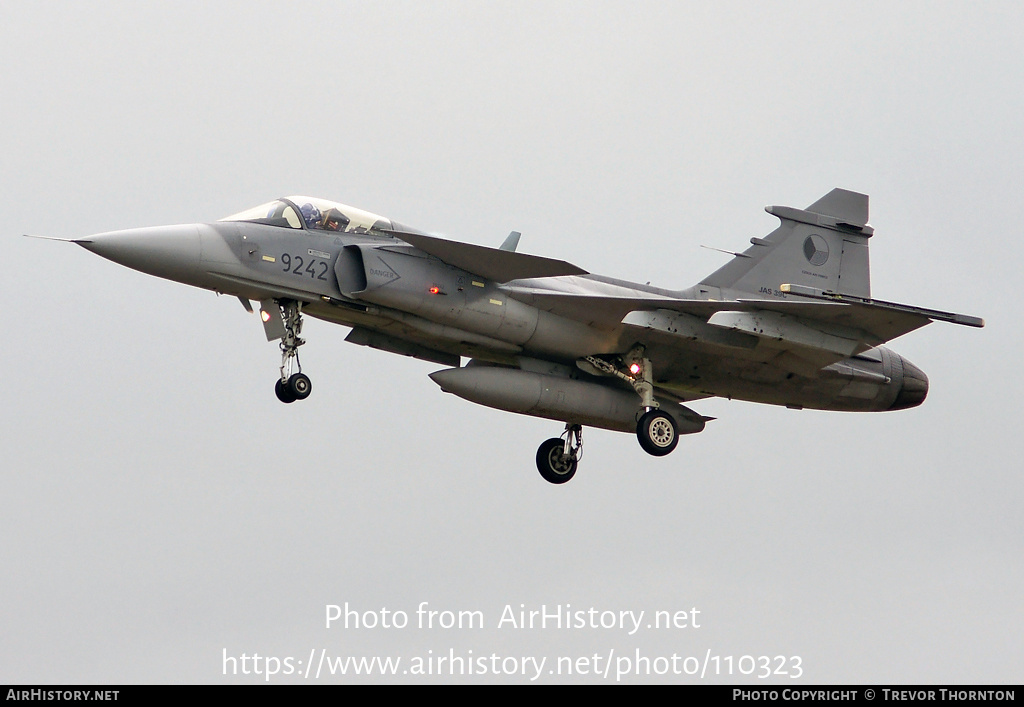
[
  {"left": 263, "top": 299, "right": 313, "bottom": 404},
  {"left": 275, "top": 372, "right": 312, "bottom": 404}
]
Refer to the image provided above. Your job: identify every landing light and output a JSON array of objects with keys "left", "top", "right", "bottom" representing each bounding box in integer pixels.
[
  {"left": 629, "top": 363, "right": 641, "bottom": 375},
  {"left": 260, "top": 310, "right": 271, "bottom": 322}
]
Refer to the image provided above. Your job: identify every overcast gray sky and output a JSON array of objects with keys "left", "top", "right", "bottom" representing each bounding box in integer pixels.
[{"left": 1, "top": 1, "right": 1020, "bottom": 684}]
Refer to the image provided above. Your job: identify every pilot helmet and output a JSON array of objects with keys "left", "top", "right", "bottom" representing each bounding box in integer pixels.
[{"left": 300, "top": 203, "right": 321, "bottom": 229}]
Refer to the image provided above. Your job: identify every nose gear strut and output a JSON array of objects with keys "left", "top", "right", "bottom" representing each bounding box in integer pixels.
[{"left": 269, "top": 299, "right": 312, "bottom": 404}]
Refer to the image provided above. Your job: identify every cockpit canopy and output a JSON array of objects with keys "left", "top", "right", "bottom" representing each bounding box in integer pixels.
[{"left": 220, "top": 196, "right": 396, "bottom": 234}]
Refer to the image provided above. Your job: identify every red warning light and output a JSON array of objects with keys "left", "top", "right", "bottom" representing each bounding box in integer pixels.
[{"left": 429, "top": 286, "right": 440, "bottom": 295}]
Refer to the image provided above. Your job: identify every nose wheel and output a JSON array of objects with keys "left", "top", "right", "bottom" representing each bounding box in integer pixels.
[{"left": 275, "top": 373, "right": 312, "bottom": 404}]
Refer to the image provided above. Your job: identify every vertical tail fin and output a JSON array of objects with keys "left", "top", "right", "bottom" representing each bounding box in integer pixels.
[{"left": 700, "top": 188, "right": 873, "bottom": 298}]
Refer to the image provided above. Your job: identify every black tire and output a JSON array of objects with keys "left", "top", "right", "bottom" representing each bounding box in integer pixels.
[
  {"left": 636, "top": 410, "right": 678, "bottom": 456},
  {"left": 275, "top": 378, "right": 297, "bottom": 404},
  {"left": 287, "top": 373, "right": 312, "bottom": 400},
  {"left": 536, "top": 438, "right": 578, "bottom": 484}
]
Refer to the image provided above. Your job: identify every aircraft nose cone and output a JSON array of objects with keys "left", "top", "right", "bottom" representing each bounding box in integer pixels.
[
  {"left": 80, "top": 225, "right": 201, "bottom": 283},
  {"left": 891, "top": 357, "right": 929, "bottom": 410}
]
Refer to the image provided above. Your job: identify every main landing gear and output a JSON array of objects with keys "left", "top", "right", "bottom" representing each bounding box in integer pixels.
[
  {"left": 636, "top": 409, "right": 678, "bottom": 456},
  {"left": 586, "top": 344, "right": 679, "bottom": 457},
  {"left": 534, "top": 345, "right": 679, "bottom": 484},
  {"left": 271, "top": 300, "right": 313, "bottom": 404},
  {"left": 536, "top": 424, "right": 582, "bottom": 484}
]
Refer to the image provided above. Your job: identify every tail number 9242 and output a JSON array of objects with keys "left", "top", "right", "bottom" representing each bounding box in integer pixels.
[{"left": 280, "top": 253, "right": 329, "bottom": 281}]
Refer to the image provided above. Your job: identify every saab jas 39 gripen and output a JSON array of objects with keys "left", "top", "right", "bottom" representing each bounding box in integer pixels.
[{"left": 36, "top": 189, "right": 983, "bottom": 483}]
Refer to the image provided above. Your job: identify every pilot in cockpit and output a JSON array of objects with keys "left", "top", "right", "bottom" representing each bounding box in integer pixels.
[
  {"left": 299, "top": 202, "right": 350, "bottom": 232},
  {"left": 300, "top": 203, "right": 322, "bottom": 230}
]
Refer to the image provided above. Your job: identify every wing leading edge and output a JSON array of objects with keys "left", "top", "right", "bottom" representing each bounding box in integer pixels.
[
  {"left": 779, "top": 284, "right": 985, "bottom": 328},
  {"left": 387, "top": 229, "right": 588, "bottom": 282}
]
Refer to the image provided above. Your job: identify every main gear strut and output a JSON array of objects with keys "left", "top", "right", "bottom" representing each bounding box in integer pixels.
[{"left": 582, "top": 345, "right": 678, "bottom": 457}]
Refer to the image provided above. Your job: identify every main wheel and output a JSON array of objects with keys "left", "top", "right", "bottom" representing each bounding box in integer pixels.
[
  {"left": 275, "top": 378, "right": 297, "bottom": 403},
  {"left": 536, "top": 438, "right": 578, "bottom": 484},
  {"left": 287, "top": 373, "right": 312, "bottom": 400},
  {"left": 636, "top": 410, "right": 678, "bottom": 456}
]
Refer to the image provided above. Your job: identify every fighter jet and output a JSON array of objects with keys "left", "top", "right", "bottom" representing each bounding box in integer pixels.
[{"left": 35, "top": 189, "right": 983, "bottom": 483}]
